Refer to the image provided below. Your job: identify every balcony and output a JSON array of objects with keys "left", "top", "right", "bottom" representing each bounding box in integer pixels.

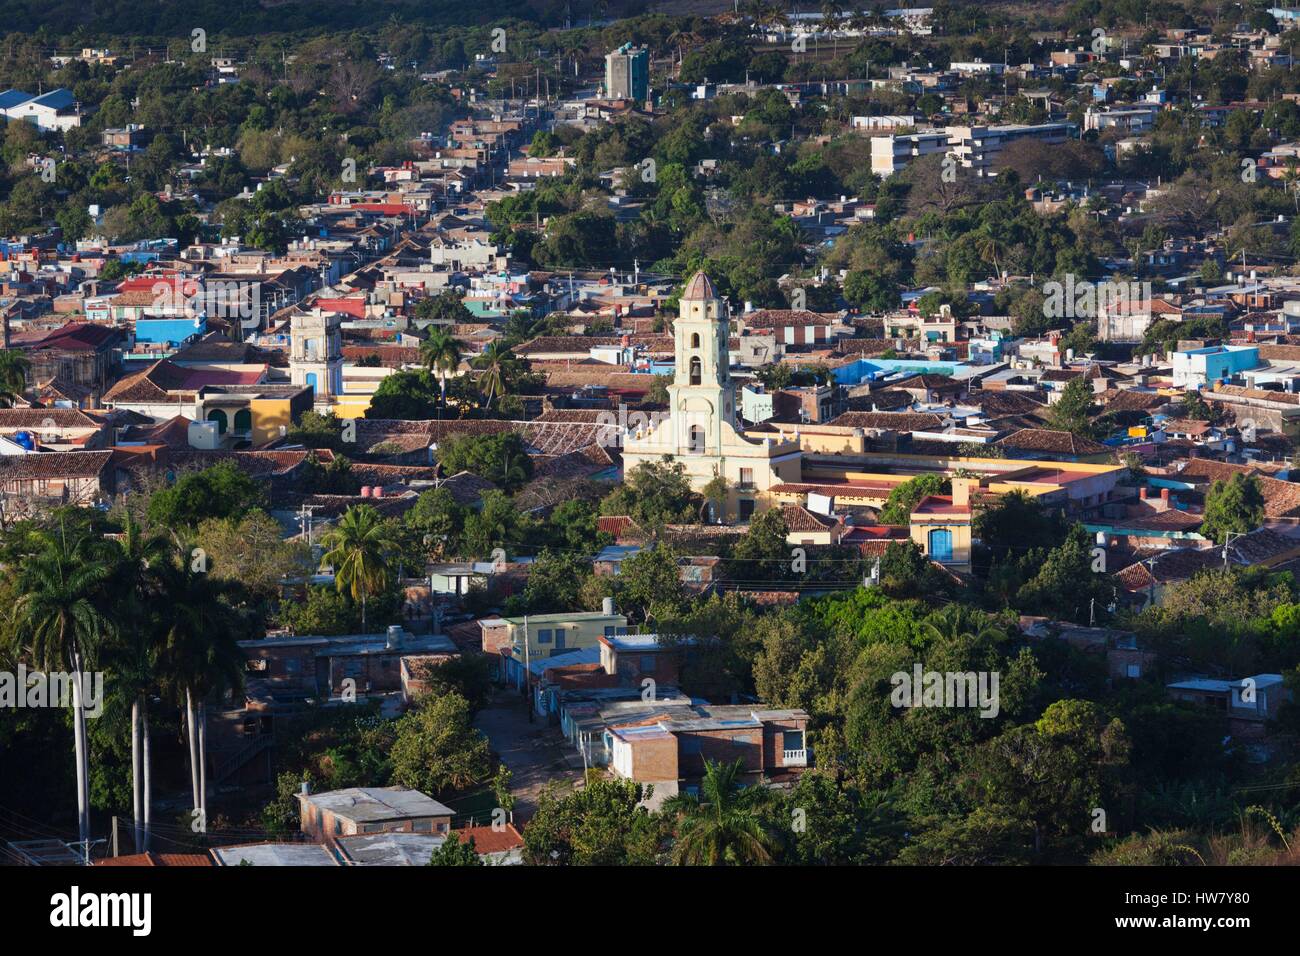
[{"left": 782, "top": 749, "right": 808, "bottom": 767}]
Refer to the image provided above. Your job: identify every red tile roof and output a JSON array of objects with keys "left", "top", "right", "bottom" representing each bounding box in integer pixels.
[{"left": 95, "top": 852, "right": 213, "bottom": 867}]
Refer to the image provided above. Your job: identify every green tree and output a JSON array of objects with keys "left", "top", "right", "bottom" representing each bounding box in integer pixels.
[
  {"left": 601, "top": 457, "right": 696, "bottom": 529},
  {"left": 6, "top": 524, "right": 116, "bottom": 851},
  {"left": 156, "top": 554, "right": 247, "bottom": 829},
  {"left": 1200, "top": 474, "right": 1265, "bottom": 545},
  {"left": 390, "top": 692, "right": 494, "bottom": 796},
  {"left": 0, "top": 349, "right": 31, "bottom": 406},
  {"left": 420, "top": 327, "right": 463, "bottom": 407},
  {"left": 320, "top": 505, "right": 395, "bottom": 631},
  {"left": 427, "top": 834, "right": 483, "bottom": 866},
  {"left": 666, "top": 758, "right": 778, "bottom": 865},
  {"left": 471, "top": 342, "right": 527, "bottom": 410},
  {"left": 366, "top": 369, "right": 441, "bottom": 419},
  {"left": 877, "top": 474, "right": 949, "bottom": 525},
  {"left": 522, "top": 550, "right": 591, "bottom": 612},
  {"left": 729, "top": 507, "right": 792, "bottom": 581},
  {"left": 436, "top": 432, "right": 532, "bottom": 492},
  {"left": 524, "top": 774, "right": 663, "bottom": 865},
  {"left": 105, "top": 513, "right": 172, "bottom": 852},
  {"left": 617, "top": 544, "right": 684, "bottom": 624},
  {"left": 146, "top": 461, "right": 265, "bottom": 531},
  {"left": 1046, "top": 377, "right": 1096, "bottom": 437}
]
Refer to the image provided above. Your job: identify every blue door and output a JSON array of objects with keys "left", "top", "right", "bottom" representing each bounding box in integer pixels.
[
  {"left": 305, "top": 372, "right": 318, "bottom": 392},
  {"left": 928, "top": 528, "right": 953, "bottom": 562}
]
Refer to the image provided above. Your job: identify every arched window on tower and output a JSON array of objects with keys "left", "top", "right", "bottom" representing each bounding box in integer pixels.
[
  {"left": 688, "top": 424, "right": 705, "bottom": 454},
  {"left": 691, "top": 332, "right": 701, "bottom": 348},
  {"left": 689, "top": 356, "right": 702, "bottom": 385}
]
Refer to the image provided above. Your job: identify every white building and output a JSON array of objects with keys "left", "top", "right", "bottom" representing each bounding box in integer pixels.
[
  {"left": 0, "top": 89, "right": 81, "bottom": 131},
  {"left": 1084, "top": 107, "right": 1158, "bottom": 134},
  {"left": 946, "top": 123, "right": 1075, "bottom": 177},
  {"left": 871, "top": 130, "right": 950, "bottom": 177}
]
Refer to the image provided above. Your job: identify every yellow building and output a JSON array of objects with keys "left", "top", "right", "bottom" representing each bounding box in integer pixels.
[
  {"left": 909, "top": 477, "right": 976, "bottom": 570},
  {"left": 479, "top": 610, "right": 630, "bottom": 686},
  {"left": 621, "top": 272, "right": 802, "bottom": 520}
]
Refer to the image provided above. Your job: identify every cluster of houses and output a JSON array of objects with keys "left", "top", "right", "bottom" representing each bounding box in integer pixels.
[{"left": 5, "top": 14, "right": 1300, "bottom": 864}]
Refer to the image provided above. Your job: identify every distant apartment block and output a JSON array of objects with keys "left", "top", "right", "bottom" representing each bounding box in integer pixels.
[
  {"left": 872, "top": 123, "right": 1074, "bottom": 177},
  {"left": 871, "top": 130, "right": 949, "bottom": 177},
  {"left": 945, "top": 123, "right": 1075, "bottom": 176},
  {"left": 605, "top": 43, "right": 649, "bottom": 101},
  {"left": 1084, "top": 106, "right": 1158, "bottom": 134}
]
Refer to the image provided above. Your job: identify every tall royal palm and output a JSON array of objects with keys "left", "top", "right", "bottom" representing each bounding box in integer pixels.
[
  {"left": 472, "top": 342, "right": 523, "bottom": 410},
  {"left": 6, "top": 525, "right": 116, "bottom": 853},
  {"left": 108, "top": 514, "right": 172, "bottom": 853},
  {"left": 0, "top": 349, "right": 30, "bottom": 407},
  {"left": 420, "top": 328, "right": 463, "bottom": 409},
  {"left": 667, "top": 758, "right": 778, "bottom": 865},
  {"left": 157, "top": 556, "right": 247, "bottom": 830},
  {"left": 321, "top": 504, "right": 394, "bottom": 632}
]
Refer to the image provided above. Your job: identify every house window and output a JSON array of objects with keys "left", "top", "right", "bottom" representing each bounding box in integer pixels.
[
  {"left": 738, "top": 499, "right": 756, "bottom": 519},
  {"left": 783, "top": 730, "right": 804, "bottom": 752},
  {"left": 412, "top": 820, "right": 432, "bottom": 832},
  {"left": 691, "top": 332, "right": 700, "bottom": 348},
  {"left": 537, "top": 629, "right": 552, "bottom": 644},
  {"left": 688, "top": 425, "right": 705, "bottom": 453},
  {"left": 739, "top": 467, "right": 753, "bottom": 487},
  {"left": 1126, "top": 664, "right": 1141, "bottom": 678}
]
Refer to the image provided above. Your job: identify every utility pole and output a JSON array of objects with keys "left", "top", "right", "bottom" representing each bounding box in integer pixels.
[
  {"left": 521, "top": 614, "right": 533, "bottom": 723},
  {"left": 1223, "top": 530, "right": 1249, "bottom": 568}
]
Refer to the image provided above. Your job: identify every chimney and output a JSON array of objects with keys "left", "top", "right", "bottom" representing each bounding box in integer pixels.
[
  {"left": 386, "top": 625, "right": 403, "bottom": 648},
  {"left": 300, "top": 781, "right": 310, "bottom": 796},
  {"left": 602, "top": 596, "right": 615, "bottom": 616},
  {"left": 1139, "top": 486, "right": 1149, "bottom": 500},
  {"left": 1160, "top": 487, "right": 1170, "bottom": 506},
  {"left": 952, "top": 477, "right": 974, "bottom": 509}
]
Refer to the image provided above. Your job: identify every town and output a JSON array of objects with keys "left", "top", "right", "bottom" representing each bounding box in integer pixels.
[{"left": 0, "top": 0, "right": 1299, "bottom": 875}]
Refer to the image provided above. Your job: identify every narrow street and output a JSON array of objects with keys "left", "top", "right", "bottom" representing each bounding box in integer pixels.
[{"left": 473, "top": 688, "right": 585, "bottom": 822}]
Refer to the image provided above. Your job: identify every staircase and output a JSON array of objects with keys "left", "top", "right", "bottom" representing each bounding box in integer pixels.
[{"left": 212, "top": 736, "right": 275, "bottom": 784}]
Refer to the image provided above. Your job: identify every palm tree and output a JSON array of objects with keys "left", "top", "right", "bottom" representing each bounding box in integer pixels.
[
  {"left": 6, "top": 524, "right": 116, "bottom": 853},
  {"left": 0, "top": 349, "right": 30, "bottom": 407},
  {"left": 666, "top": 758, "right": 778, "bottom": 865},
  {"left": 472, "top": 342, "right": 524, "bottom": 410},
  {"left": 975, "top": 231, "right": 1006, "bottom": 280},
  {"left": 1284, "top": 158, "right": 1300, "bottom": 212},
  {"left": 420, "top": 328, "right": 463, "bottom": 408},
  {"left": 108, "top": 513, "right": 172, "bottom": 853},
  {"left": 919, "top": 605, "right": 1006, "bottom": 646},
  {"left": 320, "top": 504, "right": 394, "bottom": 632},
  {"left": 157, "top": 556, "right": 247, "bottom": 830}
]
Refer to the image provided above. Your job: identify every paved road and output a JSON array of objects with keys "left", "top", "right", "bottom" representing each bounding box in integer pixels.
[{"left": 473, "top": 688, "right": 584, "bottom": 822}]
